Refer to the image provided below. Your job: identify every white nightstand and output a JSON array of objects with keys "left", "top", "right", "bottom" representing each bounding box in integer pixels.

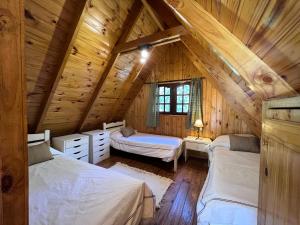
[
  {"left": 82, "top": 130, "right": 110, "bottom": 164},
  {"left": 52, "top": 134, "right": 89, "bottom": 162},
  {"left": 184, "top": 136, "right": 212, "bottom": 161}
]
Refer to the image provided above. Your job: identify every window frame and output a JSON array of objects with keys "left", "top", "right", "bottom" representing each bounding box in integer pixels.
[{"left": 157, "top": 82, "right": 191, "bottom": 115}]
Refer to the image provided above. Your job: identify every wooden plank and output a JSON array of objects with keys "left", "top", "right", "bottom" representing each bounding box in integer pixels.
[
  {"left": 141, "top": 0, "right": 165, "bottom": 31},
  {"left": 78, "top": 0, "right": 144, "bottom": 131},
  {"left": 0, "top": 1, "right": 28, "bottom": 224},
  {"left": 164, "top": 0, "right": 297, "bottom": 99},
  {"left": 181, "top": 35, "right": 262, "bottom": 136},
  {"left": 114, "top": 26, "right": 187, "bottom": 54},
  {"left": 35, "top": 0, "right": 88, "bottom": 132}
]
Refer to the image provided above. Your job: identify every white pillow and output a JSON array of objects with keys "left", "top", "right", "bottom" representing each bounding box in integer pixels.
[{"left": 209, "top": 134, "right": 255, "bottom": 151}]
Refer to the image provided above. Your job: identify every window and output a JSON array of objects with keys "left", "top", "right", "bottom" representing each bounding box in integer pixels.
[{"left": 158, "top": 82, "right": 190, "bottom": 115}]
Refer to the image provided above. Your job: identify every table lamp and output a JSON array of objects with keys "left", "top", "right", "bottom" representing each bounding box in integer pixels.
[{"left": 194, "top": 119, "right": 203, "bottom": 139}]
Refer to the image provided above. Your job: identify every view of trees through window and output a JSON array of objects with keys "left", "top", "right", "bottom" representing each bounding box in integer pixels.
[{"left": 158, "top": 82, "right": 190, "bottom": 115}]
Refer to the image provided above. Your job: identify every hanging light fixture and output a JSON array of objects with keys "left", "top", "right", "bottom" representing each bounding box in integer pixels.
[{"left": 139, "top": 44, "right": 151, "bottom": 64}]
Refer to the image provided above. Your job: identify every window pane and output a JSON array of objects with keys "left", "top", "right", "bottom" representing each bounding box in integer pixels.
[
  {"left": 165, "top": 104, "right": 170, "bottom": 112},
  {"left": 184, "top": 84, "right": 190, "bottom": 94},
  {"left": 176, "top": 104, "right": 182, "bottom": 113},
  {"left": 184, "top": 95, "right": 189, "bottom": 103},
  {"left": 183, "top": 104, "right": 189, "bottom": 113},
  {"left": 165, "top": 87, "right": 170, "bottom": 95},
  {"left": 159, "top": 104, "right": 164, "bottom": 112},
  {"left": 177, "top": 85, "right": 183, "bottom": 95},
  {"left": 159, "top": 96, "right": 164, "bottom": 103},
  {"left": 177, "top": 96, "right": 183, "bottom": 103},
  {"left": 165, "top": 96, "right": 170, "bottom": 103},
  {"left": 159, "top": 87, "right": 164, "bottom": 95}
]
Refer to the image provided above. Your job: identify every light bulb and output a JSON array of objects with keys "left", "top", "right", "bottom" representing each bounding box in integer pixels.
[
  {"left": 141, "top": 49, "right": 149, "bottom": 58},
  {"left": 140, "top": 57, "right": 147, "bottom": 64}
]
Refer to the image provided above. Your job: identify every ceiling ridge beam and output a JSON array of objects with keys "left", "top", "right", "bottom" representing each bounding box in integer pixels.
[
  {"left": 114, "top": 25, "right": 187, "bottom": 54},
  {"left": 181, "top": 35, "right": 261, "bottom": 136},
  {"left": 164, "top": 0, "right": 297, "bottom": 98},
  {"left": 141, "top": 0, "right": 165, "bottom": 31},
  {"left": 77, "top": 0, "right": 144, "bottom": 132},
  {"left": 35, "top": 0, "right": 89, "bottom": 133}
]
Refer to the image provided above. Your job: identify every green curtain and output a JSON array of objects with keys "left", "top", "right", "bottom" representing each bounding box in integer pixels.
[
  {"left": 146, "top": 83, "right": 160, "bottom": 128},
  {"left": 186, "top": 78, "right": 203, "bottom": 129}
]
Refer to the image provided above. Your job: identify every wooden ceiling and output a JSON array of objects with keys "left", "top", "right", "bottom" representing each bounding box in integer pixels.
[{"left": 25, "top": 0, "right": 300, "bottom": 136}]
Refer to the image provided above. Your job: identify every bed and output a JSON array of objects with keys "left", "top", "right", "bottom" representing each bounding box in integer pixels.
[
  {"left": 29, "top": 130, "right": 155, "bottom": 225},
  {"left": 103, "top": 120, "right": 183, "bottom": 172},
  {"left": 197, "top": 135, "right": 260, "bottom": 225}
]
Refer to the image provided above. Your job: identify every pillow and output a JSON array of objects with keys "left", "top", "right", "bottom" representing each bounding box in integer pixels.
[
  {"left": 229, "top": 135, "right": 260, "bottom": 153},
  {"left": 120, "top": 127, "right": 135, "bottom": 137},
  {"left": 28, "top": 142, "right": 54, "bottom": 166},
  {"left": 209, "top": 134, "right": 256, "bottom": 151}
]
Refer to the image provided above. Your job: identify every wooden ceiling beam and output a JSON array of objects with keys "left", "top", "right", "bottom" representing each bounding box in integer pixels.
[
  {"left": 181, "top": 35, "right": 262, "bottom": 136},
  {"left": 141, "top": 0, "right": 165, "bottom": 31},
  {"left": 35, "top": 0, "right": 88, "bottom": 133},
  {"left": 114, "top": 26, "right": 187, "bottom": 54},
  {"left": 77, "top": 0, "right": 144, "bottom": 131},
  {"left": 164, "top": 0, "right": 297, "bottom": 99}
]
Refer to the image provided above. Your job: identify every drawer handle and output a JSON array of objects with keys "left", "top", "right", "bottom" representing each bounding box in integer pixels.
[
  {"left": 99, "top": 138, "right": 104, "bottom": 141},
  {"left": 74, "top": 145, "right": 81, "bottom": 148},
  {"left": 74, "top": 138, "right": 81, "bottom": 142},
  {"left": 99, "top": 149, "right": 104, "bottom": 152},
  {"left": 99, "top": 143, "right": 104, "bottom": 147},
  {"left": 99, "top": 133, "right": 104, "bottom": 136},
  {"left": 74, "top": 151, "right": 81, "bottom": 155},
  {"left": 99, "top": 154, "right": 104, "bottom": 158}
]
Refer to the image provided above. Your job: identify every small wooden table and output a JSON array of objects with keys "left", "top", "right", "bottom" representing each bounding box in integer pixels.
[{"left": 184, "top": 136, "right": 212, "bottom": 162}]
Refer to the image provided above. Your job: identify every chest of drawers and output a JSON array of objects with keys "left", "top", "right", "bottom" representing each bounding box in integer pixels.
[
  {"left": 52, "top": 134, "right": 89, "bottom": 162},
  {"left": 82, "top": 130, "right": 110, "bottom": 164}
]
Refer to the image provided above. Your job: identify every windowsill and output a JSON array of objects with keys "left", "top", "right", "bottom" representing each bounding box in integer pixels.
[{"left": 160, "top": 114, "right": 187, "bottom": 117}]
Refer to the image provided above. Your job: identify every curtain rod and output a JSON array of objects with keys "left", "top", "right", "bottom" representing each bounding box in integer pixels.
[{"left": 144, "top": 77, "right": 205, "bottom": 85}]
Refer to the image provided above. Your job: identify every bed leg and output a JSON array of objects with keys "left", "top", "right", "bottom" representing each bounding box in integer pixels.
[{"left": 174, "top": 157, "right": 177, "bottom": 172}]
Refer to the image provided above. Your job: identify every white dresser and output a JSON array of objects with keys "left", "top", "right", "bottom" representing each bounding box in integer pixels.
[
  {"left": 52, "top": 134, "right": 89, "bottom": 162},
  {"left": 82, "top": 130, "right": 110, "bottom": 164}
]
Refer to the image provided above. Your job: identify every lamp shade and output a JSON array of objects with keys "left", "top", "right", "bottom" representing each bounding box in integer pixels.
[{"left": 194, "top": 119, "right": 203, "bottom": 128}]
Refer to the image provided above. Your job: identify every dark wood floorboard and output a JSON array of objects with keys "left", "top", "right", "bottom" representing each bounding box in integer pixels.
[{"left": 98, "top": 149, "right": 208, "bottom": 225}]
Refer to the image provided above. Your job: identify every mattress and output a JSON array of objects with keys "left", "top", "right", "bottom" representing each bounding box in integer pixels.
[
  {"left": 197, "top": 148, "right": 260, "bottom": 225},
  {"left": 110, "top": 131, "right": 182, "bottom": 162},
  {"left": 29, "top": 154, "right": 155, "bottom": 225}
]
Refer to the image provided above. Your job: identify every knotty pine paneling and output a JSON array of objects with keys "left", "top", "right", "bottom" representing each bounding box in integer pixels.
[
  {"left": 125, "top": 44, "right": 253, "bottom": 139},
  {"left": 194, "top": 0, "right": 300, "bottom": 93},
  {"left": 37, "top": 2, "right": 159, "bottom": 135}
]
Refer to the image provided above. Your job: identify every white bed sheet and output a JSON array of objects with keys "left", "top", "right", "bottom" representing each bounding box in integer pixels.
[
  {"left": 110, "top": 131, "right": 182, "bottom": 162},
  {"left": 197, "top": 148, "right": 259, "bottom": 225},
  {"left": 29, "top": 155, "right": 154, "bottom": 225}
]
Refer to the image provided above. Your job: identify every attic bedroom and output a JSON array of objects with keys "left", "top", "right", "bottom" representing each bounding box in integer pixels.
[{"left": 0, "top": 0, "right": 299, "bottom": 225}]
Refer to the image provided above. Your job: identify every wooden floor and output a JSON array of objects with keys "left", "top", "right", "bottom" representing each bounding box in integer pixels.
[{"left": 99, "top": 149, "right": 208, "bottom": 225}]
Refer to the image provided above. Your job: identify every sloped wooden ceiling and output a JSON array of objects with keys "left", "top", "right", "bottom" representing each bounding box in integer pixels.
[{"left": 25, "top": 0, "right": 299, "bottom": 136}]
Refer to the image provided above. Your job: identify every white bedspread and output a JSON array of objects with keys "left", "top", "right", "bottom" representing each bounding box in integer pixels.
[
  {"left": 197, "top": 148, "right": 259, "bottom": 225},
  {"left": 110, "top": 131, "right": 182, "bottom": 162},
  {"left": 29, "top": 156, "right": 154, "bottom": 225}
]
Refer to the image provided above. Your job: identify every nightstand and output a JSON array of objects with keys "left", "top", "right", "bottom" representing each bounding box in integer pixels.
[
  {"left": 82, "top": 130, "right": 110, "bottom": 164},
  {"left": 52, "top": 134, "right": 89, "bottom": 162},
  {"left": 184, "top": 136, "right": 212, "bottom": 162}
]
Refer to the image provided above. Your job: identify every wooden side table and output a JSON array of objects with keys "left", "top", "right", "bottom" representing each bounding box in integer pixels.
[{"left": 184, "top": 136, "right": 212, "bottom": 161}]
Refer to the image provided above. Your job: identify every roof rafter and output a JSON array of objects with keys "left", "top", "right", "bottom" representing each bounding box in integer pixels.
[
  {"left": 35, "top": 0, "right": 89, "bottom": 133},
  {"left": 114, "top": 25, "right": 187, "bottom": 54},
  {"left": 164, "top": 0, "right": 297, "bottom": 98},
  {"left": 181, "top": 35, "right": 262, "bottom": 136},
  {"left": 77, "top": 0, "right": 144, "bottom": 131}
]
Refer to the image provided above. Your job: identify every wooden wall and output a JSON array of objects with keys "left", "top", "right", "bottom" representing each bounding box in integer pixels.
[{"left": 125, "top": 43, "right": 253, "bottom": 139}]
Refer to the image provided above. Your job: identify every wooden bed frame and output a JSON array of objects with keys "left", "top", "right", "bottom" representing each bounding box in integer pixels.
[
  {"left": 103, "top": 120, "right": 183, "bottom": 172},
  {"left": 28, "top": 130, "right": 50, "bottom": 146}
]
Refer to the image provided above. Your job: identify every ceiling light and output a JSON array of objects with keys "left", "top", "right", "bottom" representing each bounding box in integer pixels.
[{"left": 141, "top": 49, "right": 149, "bottom": 59}]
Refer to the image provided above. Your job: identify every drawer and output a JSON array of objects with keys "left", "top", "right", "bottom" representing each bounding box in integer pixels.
[
  {"left": 65, "top": 136, "right": 88, "bottom": 148},
  {"left": 78, "top": 155, "right": 88, "bottom": 162},
  {"left": 94, "top": 132, "right": 109, "bottom": 139},
  {"left": 185, "top": 142, "right": 207, "bottom": 152},
  {"left": 93, "top": 142, "right": 109, "bottom": 151},
  {"left": 68, "top": 149, "right": 88, "bottom": 159},
  {"left": 93, "top": 146, "right": 109, "bottom": 155},
  {"left": 93, "top": 151, "right": 109, "bottom": 164},
  {"left": 65, "top": 144, "right": 88, "bottom": 154}
]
